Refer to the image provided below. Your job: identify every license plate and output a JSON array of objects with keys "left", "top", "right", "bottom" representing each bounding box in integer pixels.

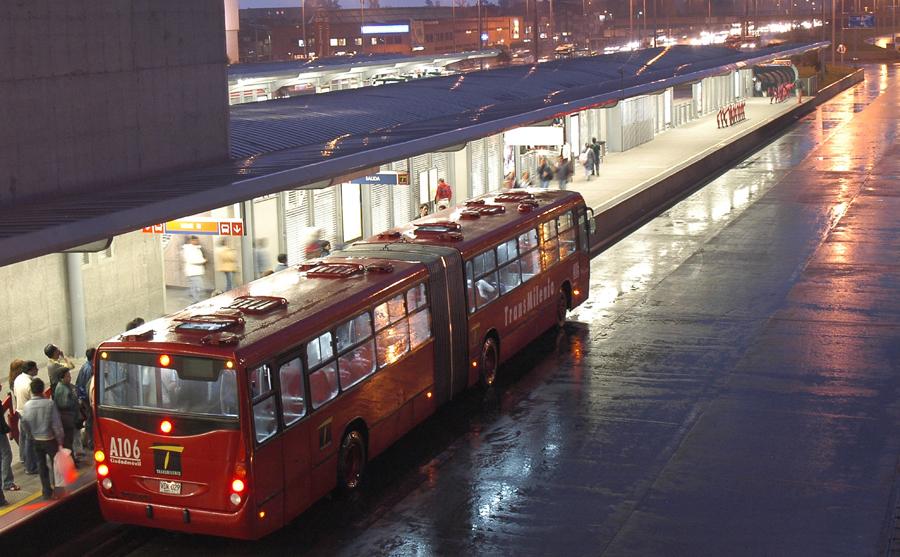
[{"left": 159, "top": 480, "right": 182, "bottom": 495}]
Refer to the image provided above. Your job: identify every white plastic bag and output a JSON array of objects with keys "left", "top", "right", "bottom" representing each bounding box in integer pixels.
[{"left": 54, "top": 447, "right": 77, "bottom": 487}]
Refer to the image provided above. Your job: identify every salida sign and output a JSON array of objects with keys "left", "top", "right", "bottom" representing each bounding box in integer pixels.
[
  {"left": 142, "top": 218, "right": 245, "bottom": 236},
  {"left": 350, "top": 171, "right": 409, "bottom": 186}
]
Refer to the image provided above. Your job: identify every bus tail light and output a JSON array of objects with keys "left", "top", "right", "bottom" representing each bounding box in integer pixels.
[
  {"left": 101, "top": 478, "right": 113, "bottom": 490},
  {"left": 230, "top": 466, "right": 248, "bottom": 506},
  {"left": 159, "top": 419, "right": 173, "bottom": 434},
  {"left": 94, "top": 450, "right": 105, "bottom": 463},
  {"left": 97, "top": 464, "right": 110, "bottom": 477},
  {"left": 234, "top": 462, "right": 248, "bottom": 479}
]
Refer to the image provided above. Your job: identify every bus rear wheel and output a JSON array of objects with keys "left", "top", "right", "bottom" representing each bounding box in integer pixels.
[
  {"left": 338, "top": 430, "right": 366, "bottom": 491},
  {"left": 556, "top": 288, "right": 569, "bottom": 328},
  {"left": 479, "top": 337, "right": 499, "bottom": 388}
]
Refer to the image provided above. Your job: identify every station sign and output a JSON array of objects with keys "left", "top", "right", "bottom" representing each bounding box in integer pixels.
[
  {"left": 350, "top": 171, "right": 409, "bottom": 186},
  {"left": 142, "top": 218, "right": 245, "bottom": 236}
]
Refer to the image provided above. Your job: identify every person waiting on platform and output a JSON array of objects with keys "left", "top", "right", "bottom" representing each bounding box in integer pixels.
[
  {"left": 434, "top": 178, "right": 453, "bottom": 210},
  {"left": 537, "top": 157, "right": 554, "bottom": 188},
  {"left": 275, "top": 253, "right": 289, "bottom": 272},
  {"left": 19, "top": 377, "right": 63, "bottom": 500},
  {"left": 419, "top": 204, "right": 430, "bottom": 218}
]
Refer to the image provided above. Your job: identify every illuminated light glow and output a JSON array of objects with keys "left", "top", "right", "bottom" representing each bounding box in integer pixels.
[
  {"left": 160, "top": 420, "right": 173, "bottom": 434},
  {"left": 384, "top": 343, "right": 402, "bottom": 365},
  {"left": 573, "top": 289, "right": 581, "bottom": 297},
  {"left": 426, "top": 391, "right": 433, "bottom": 399},
  {"left": 258, "top": 511, "right": 266, "bottom": 519},
  {"left": 94, "top": 450, "right": 106, "bottom": 463},
  {"left": 361, "top": 24, "right": 409, "bottom": 34},
  {"left": 226, "top": 360, "right": 234, "bottom": 369},
  {"left": 97, "top": 464, "right": 110, "bottom": 477},
  {"left": 232, "top": 479, "right": 246, "bottom": 493},
  {"left": 100, "top": 352, "right": 108, "bottom": 359},
  {"left": 159, "top": 354, "right": 171, "bottom": 367},
  {"left": 472, "top": 360, "right": 478, "bottom": 368}
]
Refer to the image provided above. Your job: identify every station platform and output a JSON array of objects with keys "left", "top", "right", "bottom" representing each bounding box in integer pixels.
[
  {"left": 569, "top": 95, "right": 808, "bottom": 213},
  {"left": 0, "top": 75, "right": 861, "bottom": 543}
]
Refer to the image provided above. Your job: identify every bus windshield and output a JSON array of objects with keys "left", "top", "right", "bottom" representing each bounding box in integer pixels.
[{"left": 99, "top": 353, "right": 239, "bottom": 418}]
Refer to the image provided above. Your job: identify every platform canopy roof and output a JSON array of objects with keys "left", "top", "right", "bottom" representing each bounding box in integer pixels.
[
  {"left": 228, "top": 49, "right": 500, "bottom": 85},
  {"left": 0, "top": 42, "right": 827, "bottom": 267}
]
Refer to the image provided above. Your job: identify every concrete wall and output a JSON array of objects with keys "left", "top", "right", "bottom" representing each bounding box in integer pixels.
[
  {"left": 0, "top": 231, "right": 165, "bottom": 375},
  {"left": 0, "top": 255, "right": 69, "bottom": 376},
  {"left": 81, "top": 231, "right": 166, "bottom": 350},
  {"left": 0, "top": 0, "right": 229, "bottom": 206}
]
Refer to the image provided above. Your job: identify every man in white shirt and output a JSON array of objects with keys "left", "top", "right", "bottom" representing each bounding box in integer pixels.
[
  {"left": 182, "top": 235, "right": 207, "bottom": 303},
  {"left": 13, "top": 360, "right": 39, "bottom": 475}
]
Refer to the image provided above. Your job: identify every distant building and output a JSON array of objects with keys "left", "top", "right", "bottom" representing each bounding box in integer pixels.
[{"left": 240, "top": 6, "right": 525, "bottom": 61}]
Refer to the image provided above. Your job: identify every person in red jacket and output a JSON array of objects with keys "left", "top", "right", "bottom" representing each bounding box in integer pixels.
[{"left": 434, "top": 178, "right": 453, "bottom": 210}]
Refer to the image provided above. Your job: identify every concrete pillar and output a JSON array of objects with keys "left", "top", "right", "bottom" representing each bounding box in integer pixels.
[
  {"left": 241, "top": 201, "right": 256, "bottom": 284},
  {"left": 65, "top": 252, "right": 87, "bottom": 357},
  {"left": 225, "top": 0, "right": 240, "bottom": 64}
]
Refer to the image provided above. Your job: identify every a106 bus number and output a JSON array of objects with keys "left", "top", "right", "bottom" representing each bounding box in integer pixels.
[{"left": 108, "top": 437, "right": 142, "bottom": 466}]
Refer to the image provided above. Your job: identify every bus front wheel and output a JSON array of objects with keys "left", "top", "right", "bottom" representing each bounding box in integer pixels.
[
  {"left": 338, "top": 430, "right": 366, "bottom": 490},
  {"left": 479, "top": 337, "right": 499, "bottom": 388}
]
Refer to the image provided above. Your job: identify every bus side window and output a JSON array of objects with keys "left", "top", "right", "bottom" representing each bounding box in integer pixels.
[
  {"left": 337, "top": 312, "right": 376, "bottom": 390},
  {"left": 540, "top": 219, "right": 559, "bottom": 269},
  {"left": 308, "top": 332, "right": 338, "bottom": 409},
  {"left": 218, "top": 369, "right": 239, "bottom": 417},
  {"left": 407, "top": 283, "right": 432, "bottom": 350},
  {"left": 470, "top": 250, "right": 499, "bottom": 309},
  {"left": 376, "top": 293, "right": 410, "bottom": 367},
  {"left": 496, "top": 238, "right": 517, "bottom": 266},
  {"left": 577, "top": 209, "right": 589, "bottom": 252},
  {"left": 250, "top": 365, "right": 272, "bottom": 399},
  {"left": 279, "top": 357, "right": 306, "bottom": 425},
  {"left": 251, "top": 365, "right": 277, "bottom": 444},
  {"left": 498, "top": 259, "right": 522, "bottom": 294},
  {"left": 558, "top": 211, "right": 577, "bottom": 259},
  {"left": 518, "top": 229, "right": 540, "bottom": 282},
  {"left": 466, "top": 261, "right": 476, "bottom": 313}
]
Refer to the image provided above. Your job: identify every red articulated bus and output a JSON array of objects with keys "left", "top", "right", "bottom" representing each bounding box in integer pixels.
[{"left": 93, "top": 189, "right": 594, "bottom": 539}]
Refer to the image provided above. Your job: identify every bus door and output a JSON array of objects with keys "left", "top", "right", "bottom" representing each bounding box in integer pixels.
[
  {"left": 248, "top": 364, "right": 285, "bottom": 526},
  {"left": 274, "top": 356, "right": 313, "bottom": 519}
]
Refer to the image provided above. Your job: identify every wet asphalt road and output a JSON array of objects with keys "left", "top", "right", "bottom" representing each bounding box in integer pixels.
[{"left": 124, "top": 65, "right": 900, "bottom": 557}]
